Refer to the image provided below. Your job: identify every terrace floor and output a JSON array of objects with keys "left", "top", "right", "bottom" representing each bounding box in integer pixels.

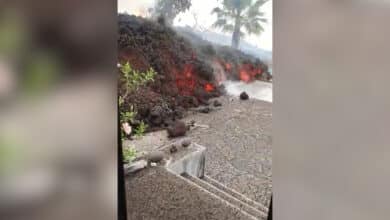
[{"left": 125, "top": 95, "right": 272, "bottom": 208}]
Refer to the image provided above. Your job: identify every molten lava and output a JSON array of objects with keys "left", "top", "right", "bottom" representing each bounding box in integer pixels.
[
  {"left": 239, "top": 70, "right": 251, "bottom": 82},
  {"left": 215, "top": 59, "right": 265, "bottom": 83},
  {"left": 176, "top": 64, "right": 196, "bottom": 95},
  {"left": 238, "top": 64, "right": 263, "bottom": 83},
  {"left": 204, "top": 83, "right": 214, "bottom": 92},
  {"left": 225, "top": 62, "right": 232, "bottom": 71}
]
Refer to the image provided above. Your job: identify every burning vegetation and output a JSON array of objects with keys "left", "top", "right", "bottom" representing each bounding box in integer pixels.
[{"left": 118, "top": 14, "right": 271, "bottom": 131}]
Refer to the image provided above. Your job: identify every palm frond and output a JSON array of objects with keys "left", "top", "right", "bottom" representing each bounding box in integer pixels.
[
  {"left": 211, "top": 7, "right": 223, "bottom": 14},
  {"left": 212, "top": 18, "right": 228, "bottom": 28},
  {"left": 237, "top": 0, "right": 252, "bottom": 11},
  {"left": 252, "top": 0, "right": 269, "bottom": 9},
  {"left": 212, "top": 6, "right": 235, "bottom": 19},
  {"left": 256, "top": 18, "right": 268, "bottom": 23},
  {"left": 223, "top": 0, "right": 242, "bottom": 12},
  {"left": 211, "top": 0, "right": 268, "bottom": 38},
  {"left": 247, "top": 10, "right": 265, "bottom": 19},
  {"left": 246, "top": 0, "right": 267, "bottom": 18},
  {"left": 243, "top": 21, "right": 264, "bottom": 35},
  {"left": 237, "top": 0, "right": 268, "bottom": 36},
  {"left": 222, "top": 24, "right": 235, "bottom": 33}
]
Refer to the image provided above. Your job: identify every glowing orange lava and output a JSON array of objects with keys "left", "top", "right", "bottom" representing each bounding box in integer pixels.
[
  {"left": 225, "top": 63, "right": 232, "bottom": 70},
  {"left": 176, "top": 64, "right": 196, "bottom": 95},
  {"left": 238, "top": 64, "right": 263, "bottom": 83},
  {"left": 239, "top": 70, "right": 251, "bottom": 82},
  {"left": 204, "top": 83, "right": 214, "bottom": 92}
]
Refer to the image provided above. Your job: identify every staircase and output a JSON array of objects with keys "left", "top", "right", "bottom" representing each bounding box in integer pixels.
[
  {"left": 126, "top": 142, "right": 270, "bottom": 220},
  {"left": 164, "top": 142, "right": 269, "bottom": 220},
  {"left": 182, "top": 173, "right": 268, "bottom": 220}
]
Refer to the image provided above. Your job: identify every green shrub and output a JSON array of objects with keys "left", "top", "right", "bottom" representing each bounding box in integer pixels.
[
  {"left": 120, "top": 62, "right": 156, "bottom": 96},
  {"left": 118, "top": 96, "right": 125, "bottom": 107},
  {"left": 120, "top": 105, "right": 136, "bottom": 124},
  {"left": 119, "top": 62, "right": 156, "bottom": 140},
  {"left": 123, "top": 146, "right": 137, "bottom": 163},
  {"left": 134, "top": 121, "right": 148, "bottom": 137}
]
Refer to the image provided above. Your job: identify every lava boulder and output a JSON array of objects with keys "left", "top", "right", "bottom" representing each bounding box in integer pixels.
[
  {"left": 169, "top": 144, "right": 178, "bottom": 153},
  {"left": 240, "top": 92, "right": 249, "bottom": 100},
  {"left": 149, "top": 106, "right": 164, "bottom": 126},
  {"left": 126, "top": 160, "right": 147, "bottom": 174},
  {"left": 213, "top": 100, "right": 222, "bottom": 107},
  {"left": 167, "top": 121, "right": 187, "bottom": 138},
  {"left": 146, "top": 151, "right": 165, "bottom": 164},
  {"left": 174, "top": 106, "right": 185, "bottom": 119},
  {"left": 181, "top": 138, "right": 191, "bottom": 147},
  {"left": 199, "top": 106, "right": 211, "bottom": 114}
]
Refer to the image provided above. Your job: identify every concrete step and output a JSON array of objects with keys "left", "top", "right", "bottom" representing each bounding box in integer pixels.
[
  {"left": 203, "top": 175, "right": 269, "bottom": 214},
  {"left": 182, "top": 173, "right": 268, "bottom": 220},
  {"left": 127, "top": 167, "right": 259, "bottom": 220}
]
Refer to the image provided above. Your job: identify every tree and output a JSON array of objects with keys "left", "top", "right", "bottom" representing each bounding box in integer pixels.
[
  {"left": 212, "top": 0, "right": 268, "bottom": 49},
  {"left": 152, "top": 0, "right": 192, "bottom": 25}
]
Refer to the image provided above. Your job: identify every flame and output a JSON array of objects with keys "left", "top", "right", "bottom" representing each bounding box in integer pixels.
[
  {"left": 204, "top": 83, "right": 214, "bottom": 92},
  {"left": 225, "top": 63, "right": 232, "bottom": 71},
  {"left": 184, "top": 64, "right": 193, "bottom": 78},
  {"left": 176, "top": 64, "right": 196, "bottom": 95},
  {"left": 239, "top": 70, "right": 251, "bottom": 82},
  {"left": 216, "top": 59, "right": 265, "bottom": 83},
  {"left": 238, "top": 64, "right": 263, "bottom": 83}
]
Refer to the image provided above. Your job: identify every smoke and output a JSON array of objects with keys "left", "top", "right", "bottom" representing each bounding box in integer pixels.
[{"left": 223, "top": 80, "right": 273, "bottom": 102}]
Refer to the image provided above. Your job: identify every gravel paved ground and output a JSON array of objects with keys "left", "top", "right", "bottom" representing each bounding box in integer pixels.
[
  {"left": 126, "top": 167, "right": 258, "bottom": 220},
  {"left": 185, "top": 96, "right": 272, "bottom": 207},
  {"left": 126, "top": 95, "right": 272, "bottom": 207}
]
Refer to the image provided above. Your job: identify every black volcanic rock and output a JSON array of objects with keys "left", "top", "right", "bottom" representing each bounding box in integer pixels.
[
  {"left": 240, "top": 92, "right": 249, "bottom": 100},
  {"left": 167, "top": 121, "right": 187, "bottom": 138}
]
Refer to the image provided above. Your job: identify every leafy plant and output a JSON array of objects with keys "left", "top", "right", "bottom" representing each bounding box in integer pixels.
[
  {"left": 123, "top": 146, "right": 137, "bottom": 163},
  {"left": 119, "top": 96, "right": 125, "bottom": 107},
  {"left": 120, "top": 106, "right": 136, "bottom": 124},
  {"left": 120, "top": 62, "right": 156, "bottom": 96},
  {"left": 119, "top": 63, "right": 156, "bottom": 140},
  {"left": 134, "top": 121, "right": 148, "bottom": 137}
]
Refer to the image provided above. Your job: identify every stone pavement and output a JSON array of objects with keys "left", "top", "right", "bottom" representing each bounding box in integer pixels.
[{"left": 125, "top": 95, "right": 272, "bottom": 208}]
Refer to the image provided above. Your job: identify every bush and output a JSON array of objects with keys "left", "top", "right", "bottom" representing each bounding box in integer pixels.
[
  {"left": 119, "top": 62, "right": 155, "bottom": 139},
  {"left": 120, "top": 62, "right": 156, "bottom": 95},
  {"left": 123, "top": 146, "right": 137, "bottom": 164},
  {"left": 134, "top": 121, "right": 148, "bottom": 137}
]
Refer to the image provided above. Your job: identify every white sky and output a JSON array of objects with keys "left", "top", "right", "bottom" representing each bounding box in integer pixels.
[{"left": 118, "top": 0, "right": 272, "bottom": 51}]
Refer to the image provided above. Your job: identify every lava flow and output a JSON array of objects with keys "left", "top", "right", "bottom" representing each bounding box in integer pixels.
[
  {"left": 225, "top": 62, "right": 232, "bottom": 71},
  {"left": 238, "top": 63, "right": 263, "bottom": 83},
  {"left": 175, "top": 63, "right": 196, "bottom": 95},
  {"left": 204, "top": 83, "right": 214, "bottom": 92},
  {"left": 239, "top": 69, "right": 251, "bottom": 82},
  {"left": 217, "top": 59, "right": 264, "bottom": 83}
]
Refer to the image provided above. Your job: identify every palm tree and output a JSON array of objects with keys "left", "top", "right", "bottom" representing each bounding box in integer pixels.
[{"left": 212, "top": 0, "right": 268, "bottom": 49}]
